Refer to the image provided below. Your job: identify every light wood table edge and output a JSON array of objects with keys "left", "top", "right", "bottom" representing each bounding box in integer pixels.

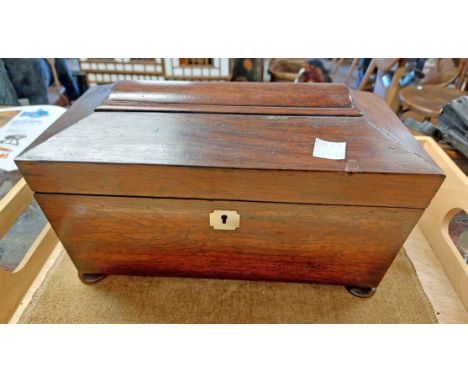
[
  {"left": 404, "top": 225, "right": 468, "bottom": 323},
  {"left": 8, "top": 242, "right": 63, "bottom": 324},
  {"left": 414, "top": 136, "right": 468, "bottom": 314},
  {"left": 0, "top": 180, "right": 60, "bottom": 323}
]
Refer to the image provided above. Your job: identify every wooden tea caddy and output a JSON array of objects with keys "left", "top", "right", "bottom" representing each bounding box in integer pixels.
[{"left": 16, "top": 81, "right": 445, "bottom": 297}]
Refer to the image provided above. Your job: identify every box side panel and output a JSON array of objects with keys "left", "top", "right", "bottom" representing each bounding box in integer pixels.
[
  {"left": 20, "top": 161, "right": 444, "bottom": 209},
  {"left": 35, "top": 194, "right": 424, "bottom": 287}
]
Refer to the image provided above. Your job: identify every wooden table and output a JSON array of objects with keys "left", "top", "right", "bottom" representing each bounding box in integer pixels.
[{"left": 399, "top": 84, "right": 467, "bottom": 120}]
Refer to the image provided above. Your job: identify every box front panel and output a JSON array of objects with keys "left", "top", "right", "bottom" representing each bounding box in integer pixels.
[{"left": 35, "top": 194, "right": 423, "bottom": 287}]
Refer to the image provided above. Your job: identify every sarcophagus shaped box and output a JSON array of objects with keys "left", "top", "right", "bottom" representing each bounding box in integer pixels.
[{"left": 16, "top": 81, "right": 444, "bottom": 295}]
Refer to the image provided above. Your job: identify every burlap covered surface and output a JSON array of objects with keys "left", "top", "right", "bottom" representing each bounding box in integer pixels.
[{"left": 19, "top": 248, "right": 436, "bottom": 324}]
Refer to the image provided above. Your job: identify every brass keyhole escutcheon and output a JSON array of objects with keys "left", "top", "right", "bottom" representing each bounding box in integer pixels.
[{"left": 209, "top": 210, "right": 240, "bottom": 230}]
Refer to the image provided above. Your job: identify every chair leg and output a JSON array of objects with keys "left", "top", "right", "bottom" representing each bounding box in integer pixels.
[
  {"left": 358, "top": 60, "right": 376, "bottom": 90},
  {"left": 332, "top": 58, "right": 346, "bottom": 74},
  {"left": 330, "top": 58, "right": 339, "bottom": 72},
  {"left": 344, "top": 58, "right": 359, "bottom": 85},
  {"left": 386, "top": 64, "right": 406, "bottom": 112}
]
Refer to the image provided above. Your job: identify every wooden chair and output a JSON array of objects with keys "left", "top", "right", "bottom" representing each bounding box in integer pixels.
[
  {"left": 330, "top": 58, "right": 346, "bottom": 74},
  {"left": 330, "top": 59, "right": 361, "bottom": 86},
  {"left": 399, "top": 59, "right": 468, "bottom": 122},
  {"left": 399, "top": 85, "right": 467, "bottom": 122},
  {"left": 343, "top": 58, "right": 360, "bottom": 85},
  {"left": 46, "top": 58, "right": 69, "bottom": 107},
  {"left": 421, "top": 58, "right": 466, "bottom": 87},
  {"left": 358, "top": 58, "right": 407, "bottom": 112},
  {"left": 456, "top": 59, "right": 468, "bottom": 91}
]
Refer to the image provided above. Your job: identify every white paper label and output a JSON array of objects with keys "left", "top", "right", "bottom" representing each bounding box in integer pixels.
[{"left": 312, "top": 138, "right": 346, "bottom": 160}]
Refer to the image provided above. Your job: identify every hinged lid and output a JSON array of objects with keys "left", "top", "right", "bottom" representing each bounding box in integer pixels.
[
  {"left": 97, "top": 81, "right": 363, "bottom": 116},
  {"left": 16, "top": 81, "right": 444, "bottom": 209}
]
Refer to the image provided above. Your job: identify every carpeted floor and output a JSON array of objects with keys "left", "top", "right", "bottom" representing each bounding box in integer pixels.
[{"left": 18, "top": 248, "right": 437, "bottom": 324}]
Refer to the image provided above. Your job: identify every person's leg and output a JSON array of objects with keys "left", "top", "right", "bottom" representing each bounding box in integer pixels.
[
  {"left": 357, "top": 58, "right": 372, "bottom": 87},
  {"left": 2, "top": 58, "right": 50, "bottom": 105},
  {"left": 415, "top": 58, "right": 427, "bottom": 72},
  {"left": 54, "top": 58, "right": 81, "bottom": 101},
  {"left": 0, "top": 59, "right": 19, "bottom": 106}
]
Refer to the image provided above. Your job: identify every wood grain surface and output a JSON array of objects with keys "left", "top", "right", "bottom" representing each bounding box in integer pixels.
[
  {"left": 351, "top": 89, "right": 438, "bottom": 163},
  {"left": 15, "top": 83, "right": 446, "bottom": 287},
  {"left": 18, "top": 161, "right": 442, "bottom": 209},
  {"left": 36, "top": 193, "right": 423, "bottom": 287},
  {"left": 98, "top": 78, "right": 361, "bottom": 115},
  {"left": 104, "top": 81, "right": 355, "bottom": 108},
  {"left": 18, "top": 111, "right": 441, "bottom": 174},
  {"left": 16, "top": 85, "right": 444, "bottom": 210},
  {"left": 23, "top": 84, "right": 113, "bottom": 152}
]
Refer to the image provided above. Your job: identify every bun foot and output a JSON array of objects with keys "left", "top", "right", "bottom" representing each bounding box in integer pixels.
[
  {"left": 346, "top": 286, "right": 376, "bottom": 298},
  {"left": 78, "top": 272, "right": 106, "bottom": 284}
]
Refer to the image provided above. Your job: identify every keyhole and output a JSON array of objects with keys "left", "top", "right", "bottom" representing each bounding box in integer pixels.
[{"left": 221, "top": 214, "right": 228, "bottom": 224}]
